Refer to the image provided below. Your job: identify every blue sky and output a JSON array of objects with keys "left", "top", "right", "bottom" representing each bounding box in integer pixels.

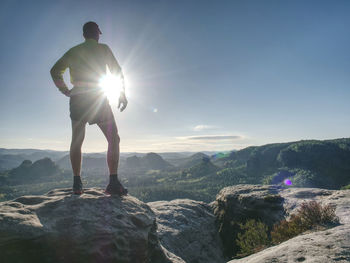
[{"left": 0, "top": 0, "right": 349, "bottom": 152}]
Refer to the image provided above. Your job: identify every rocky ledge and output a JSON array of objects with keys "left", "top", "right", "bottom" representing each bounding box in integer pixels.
[
  {"left": 1, "top": 185, "right": 350, "bottom": 263},
  {"left": 212, "top": 185, "right": 350, "bottom": 263},
  {"left": 0, "top": 188, "right": 183, "bottom": 263},
  {"left": 149, "top": 199, "right": 226, "bottom": 263}
]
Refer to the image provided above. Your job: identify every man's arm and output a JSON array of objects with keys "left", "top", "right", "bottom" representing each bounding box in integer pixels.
[
  {"left": 105, "top": 46, "right": 125, "bottom": 88},
  {"left": 105, "top": 45, "right": 128, "bottom": 111},
  {"left": 50, "top": 51, "right": 71, "bottom": 96}
]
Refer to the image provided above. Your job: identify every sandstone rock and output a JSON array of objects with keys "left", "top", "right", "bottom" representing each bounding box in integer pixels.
[
  {"left": 228, "top": 221, "right": 350, "bottom": 263},
  {"left": 279, "top": 187, "right": 350, "bottom": 225},
  {"left": 212, "top": 185, "right": 350, "bottom": 263},
  {"left": 149, "top": 199, "right": 226, "bottom": 263},
  {"left": 212, "top": 184, "right": 285, "bottom": 257},
  {"left": 0, "top": 188, "right": 184, "bottom": 263}
]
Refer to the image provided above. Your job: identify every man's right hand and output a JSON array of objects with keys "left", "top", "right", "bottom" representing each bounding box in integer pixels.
[{"left": 118, "top": 92, "right": 128, "bottom": 112}]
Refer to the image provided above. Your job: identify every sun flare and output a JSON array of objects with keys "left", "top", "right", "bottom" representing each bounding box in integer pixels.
[{"left": 99, "top": 72, "right": 124, "bottom": 104}]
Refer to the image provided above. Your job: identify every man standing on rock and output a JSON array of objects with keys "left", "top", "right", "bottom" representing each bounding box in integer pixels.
[{"left": 50, "top": 21, "right": 128, "bottom": 196}]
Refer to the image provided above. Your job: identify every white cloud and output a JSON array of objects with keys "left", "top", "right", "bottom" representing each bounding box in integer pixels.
[
  {"left": 178, "top": 135, "right": 242, "bottom": 141},
  {"left": 193, "top": 125, "right": 218, "bottom": 131}
]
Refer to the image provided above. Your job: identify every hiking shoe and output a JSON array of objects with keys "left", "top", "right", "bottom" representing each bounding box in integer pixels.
[
  {"left": 73, "top": 176, "right": 83, "bottom": 195},
  {"left": 105, "top": 176, "right": 128, "bottom": 196}
]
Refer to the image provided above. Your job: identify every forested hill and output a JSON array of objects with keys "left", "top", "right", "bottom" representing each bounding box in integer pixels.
[
  {"left": 124, "top": 138, "right": 350, "bottom": 202},
  {"left": 219, "top": 138, "right": 350, "bottom": 189}
]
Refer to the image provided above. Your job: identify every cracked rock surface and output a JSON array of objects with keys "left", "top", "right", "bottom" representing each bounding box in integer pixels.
[
  {"left": 221, "top": 186, "right": 350, "bottom": 263},
  {"left": 0, "top": 188, "right": 184, "bottom": 263},
  {"left": 149, "top": 199, "right": 226, "bottom": 263}
]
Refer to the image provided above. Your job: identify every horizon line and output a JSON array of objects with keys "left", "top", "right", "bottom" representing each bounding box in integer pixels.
[{"left": 1, "top": 136, "right": 349, "bottom": 154}]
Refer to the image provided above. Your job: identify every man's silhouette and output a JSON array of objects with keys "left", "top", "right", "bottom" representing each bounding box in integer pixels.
[{"left": 50, "top": 21, "right": 128, "bottom": 195}]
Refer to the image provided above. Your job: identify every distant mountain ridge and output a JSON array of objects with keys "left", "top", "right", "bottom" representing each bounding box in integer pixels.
[
  {"left": 168, "top": 152, "right": 210, "bottom": 168},
  {"left": 0, "top": 148, "right": 67, "bottom": 161},
  {"left": 2, "top": 158, "right": 66, "bottom": 186},
  {"left": 125, "top": 152, "right": 173, "bottom": 171},
  {"left": 1, "top": 138, "right": 350, "bottom": 203},
  {"left": 0, "top": 148, "right": 218, "bottom": 172}
]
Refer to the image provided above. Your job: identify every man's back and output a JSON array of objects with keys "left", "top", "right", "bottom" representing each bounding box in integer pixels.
[{"left": 51, "top": 39, "right": 121, "bottom": 89}]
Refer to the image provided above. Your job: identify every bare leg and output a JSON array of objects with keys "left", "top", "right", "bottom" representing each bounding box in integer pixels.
[
  {"left": 97, "top": 120, "right": 120, "bottom": 175},
  {"left": 70, "top": 120, "right": 86, "bottom": 177}
]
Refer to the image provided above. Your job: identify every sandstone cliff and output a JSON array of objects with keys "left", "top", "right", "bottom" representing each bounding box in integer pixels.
[
  {"left": 1, "top": 184, "right": 350, "bottom": 263},
  {"left": 149, "top": 199, "right": 226, "bottom": 263},
  {"left": 0, "top": 188, "right": 184, "bottom": 263},
  {"left": 212, "top": 185, "right": 350, "bottom": 263}
]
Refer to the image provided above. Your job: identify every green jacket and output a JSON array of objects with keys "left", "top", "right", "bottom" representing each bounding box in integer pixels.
[{"left": 50, "top": 39, "right": 123, "bottom": 94}]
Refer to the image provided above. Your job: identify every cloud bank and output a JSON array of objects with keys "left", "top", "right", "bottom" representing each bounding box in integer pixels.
[{"left": 183, "top": 135, "right": 241, "bottom": 140}]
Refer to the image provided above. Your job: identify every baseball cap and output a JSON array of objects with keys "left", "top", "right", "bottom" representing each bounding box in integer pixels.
[{"left": 83, "top": 21, "right": 102, "bottom": 35}]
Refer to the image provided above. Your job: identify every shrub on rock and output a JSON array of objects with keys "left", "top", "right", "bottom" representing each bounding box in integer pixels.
[
  {"left": 236, "top": 219, "right": 269, "bottom": 257},
  {"left": 271, "top": 200, "right": 339, "bottom": 244}
]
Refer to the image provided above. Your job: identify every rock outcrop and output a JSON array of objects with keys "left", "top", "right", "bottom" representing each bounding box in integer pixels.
[
  {"left": 212, "top": 185, "right": 350, "bottom": 263},
  {"left": 2, "top": 183, "right": 349, "bottom": 263},
  {"left": 212, "top": 184, "right": 285, "bottom": 257},
  {"left": 149, "top": 199, "right": 226, "bottom": 263},
  {"left": 0, "top": 188, "right": 184, "bottom": 263},
  {"left": 228, "top": 222, "right": 350, "bottom": 263}
]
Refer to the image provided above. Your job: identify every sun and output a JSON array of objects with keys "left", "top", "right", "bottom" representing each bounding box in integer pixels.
[{"left": 99, "top": 71, "right": 124, "bottom": 104}]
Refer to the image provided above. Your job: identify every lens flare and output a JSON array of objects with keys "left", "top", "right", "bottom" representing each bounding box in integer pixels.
[
  {"left": 99, "top": 73, "right": 123, "bottom": 104},
  {"left": 284, "top": 179, "right": 292, "bottom": 186}
]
